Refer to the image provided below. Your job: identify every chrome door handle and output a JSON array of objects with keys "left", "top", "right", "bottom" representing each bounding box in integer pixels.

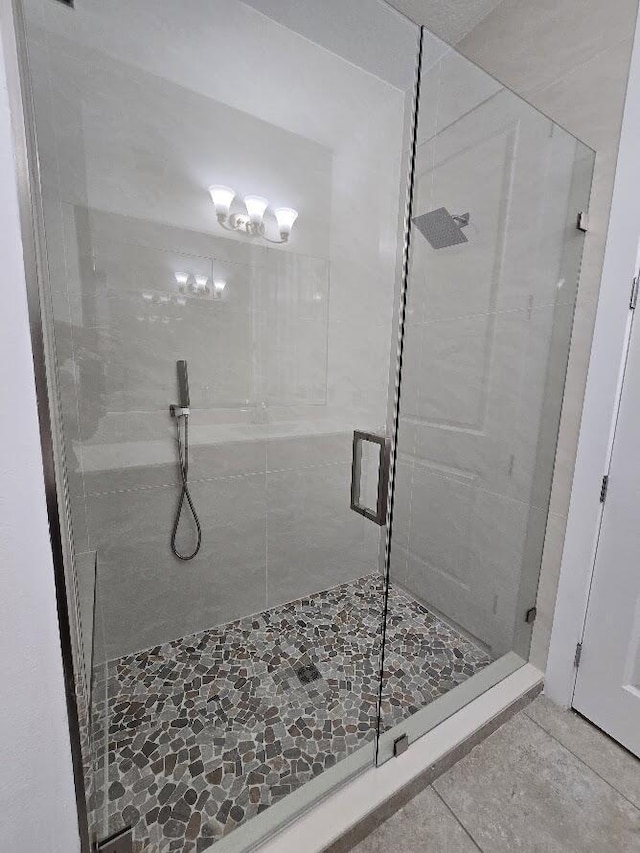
[{"left": 350, "top": 430, "right": 390, "bottom": 526}]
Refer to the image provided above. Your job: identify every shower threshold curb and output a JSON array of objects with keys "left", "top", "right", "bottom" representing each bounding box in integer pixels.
[{"left": 255, "top": 663, "right": 543, "bottom": 853}]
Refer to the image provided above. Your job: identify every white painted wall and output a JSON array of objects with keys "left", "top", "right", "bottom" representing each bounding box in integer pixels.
[{"left": 0, "top": 21, "right": 79, "bottom": 853}]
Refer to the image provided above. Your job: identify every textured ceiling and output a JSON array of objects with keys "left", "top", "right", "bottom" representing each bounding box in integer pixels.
[{"left": 385, "top": 0, "right": 506, "bottom": 44}]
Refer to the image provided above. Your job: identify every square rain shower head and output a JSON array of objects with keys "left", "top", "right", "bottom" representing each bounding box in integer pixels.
[{"left": 413, "top": 207, "right": 469, "bottom": 250}]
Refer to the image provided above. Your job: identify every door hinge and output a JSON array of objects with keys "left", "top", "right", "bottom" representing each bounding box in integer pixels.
[
  {"left": 630, "top": 276, "right": 639, "bottom": 310},
  {"left": 576, "top": 211, "right": 589, "bottom": 232},
  {"left": 599, "top": 474, "right": 609, "bottom": 503},
  {"left": 525, "top": 606, "right": 537, "bottom": 624},
  {"left": 574, "top": 642, "right": 583, "bottom": 669},
  {"left": 97, "top": 827, "right": 133, "bottom": 853}
]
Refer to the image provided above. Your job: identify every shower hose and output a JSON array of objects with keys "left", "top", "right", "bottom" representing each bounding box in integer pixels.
[{"left": 170, "top": 413, "right": 202, "bottom": 561}]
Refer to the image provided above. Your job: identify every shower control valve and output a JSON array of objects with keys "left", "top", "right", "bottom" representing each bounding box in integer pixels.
[{"left": 170, "top": 405, "right": 190, "bottom": 418}]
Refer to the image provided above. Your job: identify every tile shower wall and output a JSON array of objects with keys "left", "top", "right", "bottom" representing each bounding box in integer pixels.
[{"left": 28, "top": 0, "right": 410, "bottom": 659}]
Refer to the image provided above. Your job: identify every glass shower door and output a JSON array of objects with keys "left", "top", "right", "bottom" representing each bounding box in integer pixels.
[
  {"left": 18, "top": 0, "right": 420, "bottom": 849},
  {"left": 378, "top": 33, "right": 594, "bottom": 760}
]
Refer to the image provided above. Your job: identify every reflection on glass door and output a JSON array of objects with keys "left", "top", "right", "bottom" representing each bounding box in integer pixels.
[
  {"left": 20, "top": 0, "right": 420, "bottom": 849},
  {"left": 378, "top": 32, "right": 594, "bottom": 760},
  {"left": 18, "top": 0, "right": 595, "bottom": 846}
]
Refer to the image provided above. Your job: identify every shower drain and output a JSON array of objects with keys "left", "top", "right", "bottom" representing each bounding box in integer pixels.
[{"left": 295, "top": 662, "right": 322, "bottom": 685}]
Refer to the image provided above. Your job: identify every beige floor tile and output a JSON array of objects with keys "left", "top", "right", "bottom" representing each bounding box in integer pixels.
[
  {"left": 433, "top": 713, "right": 640, "bottom": 852},
  {"left": 352, "top": 786, "right": 479, "bottom": 853},
  {"left": 525, "top": 694, "right": 640, "bottom": 809}
]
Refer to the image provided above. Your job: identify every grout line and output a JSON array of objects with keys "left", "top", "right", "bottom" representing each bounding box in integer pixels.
[
  {"left": 83, "top": 459, "right": 348, "bottom": 498},
  {"left": 391, "top": 448, "right": 561, "bottom": 514},
  {"left": 103, "top": 571, "right": 379, "bottom": 666},
  {"left": 405, "top": 294, "right": 585, "bottom": 327},
  {"left": 430, "top": 785, "right": 485, "bottom": 852},
  {"left": 524, "top": 708, "right": 640, "bottom": 814}
]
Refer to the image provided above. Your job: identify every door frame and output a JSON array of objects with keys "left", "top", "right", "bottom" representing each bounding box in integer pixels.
[{"left": 544, "top": 13, "right": 640, "bottom": 708}]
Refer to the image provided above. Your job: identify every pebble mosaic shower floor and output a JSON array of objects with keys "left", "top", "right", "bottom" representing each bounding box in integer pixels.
[{"left": 92, "top": 574, "right": 492, "bottom": 852}]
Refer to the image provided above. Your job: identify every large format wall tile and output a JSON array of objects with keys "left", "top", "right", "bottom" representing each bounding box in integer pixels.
[
  {"left": 266, "top": 463, "right": 378, "bottom": 608},
  {"left": 28, "top": 0, "right": 409, "bottom": 664},
  {"left": 456, "top": 0, "right": 638, "bottom": 101},
  {"left": 266, "top": 431, "right": 351, "bottom": 472},
  {"left": 394, "top": 460, "right": 548, "bottom": 655},
  {"left": 402, "top": 302, "right": 575, "bottom": 513},
  {"left": 90, "top": 473, "right": 267, "bottom": 659}
]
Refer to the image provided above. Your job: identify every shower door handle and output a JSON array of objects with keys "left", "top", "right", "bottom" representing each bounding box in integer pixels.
[{"left": 350, "top": 430, "right": 390, "bottom": 526}]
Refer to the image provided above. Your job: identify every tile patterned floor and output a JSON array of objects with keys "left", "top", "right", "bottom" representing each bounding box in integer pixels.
[
  {"left": 352, "top": 695, "right": 640, "bottom": 852},
  {"left": 92, "top": 574, "right": 492, "bottom": 852}
]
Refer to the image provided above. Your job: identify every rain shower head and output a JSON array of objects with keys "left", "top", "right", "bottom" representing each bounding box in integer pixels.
[{"left": 413, "top": 207, "right": 470, "bottom": 250}]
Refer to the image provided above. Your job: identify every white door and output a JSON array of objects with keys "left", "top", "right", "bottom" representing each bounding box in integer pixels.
[{"left": 573, "top": 281, "right": 640, "bottom": 758}]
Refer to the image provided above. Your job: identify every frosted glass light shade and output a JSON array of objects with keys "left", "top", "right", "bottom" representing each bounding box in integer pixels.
[
  {"left": 274, "top": 207, "right": 298, "bottom": 237},
  {"left": 175, "top": 272, "right": 190, "bottom": 287},
  {"left": 194, "top": 274, "right": 209, "bottom": 291},
  {"left": 209, "top": 185, "right": 236, "bottom": 217},
  {"left": 213, "top": 279, "right": 226, "bottom": 294},
  {"left": 244, "top": 195, "right": 269, "bottom": 225}
]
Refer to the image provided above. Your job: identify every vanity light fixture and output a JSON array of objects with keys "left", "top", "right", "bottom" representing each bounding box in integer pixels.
[
  {"left": 209, "top": 185, "right": 298, "bottom": 244},
  {"left": 174, "top": 272, "right": 228, "bottom": 300},
  {"left": 175, "top": 271, "right": 210, "bottom": 296}
]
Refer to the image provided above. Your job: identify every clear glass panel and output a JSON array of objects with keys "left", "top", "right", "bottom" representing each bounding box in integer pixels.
[
  {"left": 20, "top": 0, "right": 419, "bottom": 848},
  {"left": 379, "top": 31, "right": 594, "bottom": 757},
  {"left": 19, "top": 0, "right": 596, "bottom": 843}
]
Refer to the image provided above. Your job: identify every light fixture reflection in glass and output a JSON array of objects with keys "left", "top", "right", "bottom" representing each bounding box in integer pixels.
[
  {"left": 175, "top": 272, "right": 190, "bottom": 290},
  {"left": 194, "top": 274, "right": 209, "bottom": 292},
  {"left": 243, "top": 195, "right": 269, "bottom": 226},
  {"left": 274, "top": 207, "right": 298, "bottom": 240},
  {"left": 213, "top": 279, "right": 226, "bottom": 298},
  {"left": 209, "top": 185, "right": 236, "bottom": 219},
  {"left": 208, "top": 185, "right": 298, "bottom": 243}
]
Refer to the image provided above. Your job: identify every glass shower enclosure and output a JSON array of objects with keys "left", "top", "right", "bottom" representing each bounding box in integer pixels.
[{"left": 14, "top": 0, "right": 593, "bottom": 850}]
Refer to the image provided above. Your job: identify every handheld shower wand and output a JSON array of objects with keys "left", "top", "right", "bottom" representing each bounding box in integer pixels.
[{"left": 170, "top": 360, "right": 202, "bottom": 560}]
